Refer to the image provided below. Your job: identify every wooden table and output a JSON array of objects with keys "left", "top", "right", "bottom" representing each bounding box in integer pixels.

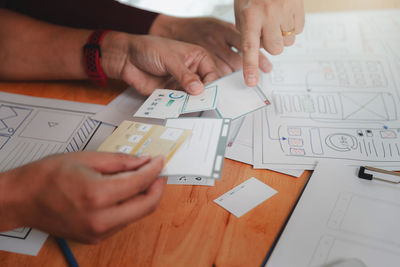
[{"left": 1, "top": 1, "right": 399, "bottom": 266}]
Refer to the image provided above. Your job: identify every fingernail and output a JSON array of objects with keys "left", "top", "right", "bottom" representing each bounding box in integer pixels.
[
  {"left": 261, "top": 61, "right": 272, "bottom": 73},
  {"left": 245, "top": 73, "right": 257, "bottom": 86},
  {"left": 187, "top": 81, "right": 203, "bottom": 94}
]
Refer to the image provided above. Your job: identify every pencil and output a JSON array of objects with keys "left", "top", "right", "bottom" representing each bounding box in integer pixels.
[{"left": 55, "top": 237, "right": 79, "bottom": 267}]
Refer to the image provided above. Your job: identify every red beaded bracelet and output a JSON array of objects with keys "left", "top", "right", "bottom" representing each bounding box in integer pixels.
[{"left": 83, "top": 30, "right": 110, "bottom": 87}]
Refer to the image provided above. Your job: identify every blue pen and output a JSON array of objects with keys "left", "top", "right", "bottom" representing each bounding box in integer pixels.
[{"left": 55, "top": 237, "right": 79, "bottom": 267}]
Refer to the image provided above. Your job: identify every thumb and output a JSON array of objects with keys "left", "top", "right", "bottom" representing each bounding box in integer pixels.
[{"left": 166, "top": 61, "right": 204, "bottom": 95}]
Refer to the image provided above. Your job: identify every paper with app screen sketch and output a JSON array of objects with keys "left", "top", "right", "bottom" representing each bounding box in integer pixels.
[
  {"left": 97, "top": 120, "right": 191, "bottom": 162},
  {"left": 161, "top": 117, "right": 231, "bottom": 179},
  {"left": 134, "top": 86, "right": 218, "bottom": 120}
]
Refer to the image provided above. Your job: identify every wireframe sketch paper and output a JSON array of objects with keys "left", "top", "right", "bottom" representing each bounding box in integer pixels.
[
  {"left": 161, "top": 118, "right": 231, "bottom": 179},
  {"left": 265, "top": 161, "right": 400, "bottom": 267},
  {"left": 134, "top": 87, "right": 218, "bottom": 120},
  {"left": 254, "top": 55, "right": 400, "bottom": 170},
  {"left": 0, "top": 91, "right": 108, "bottom": 256}
]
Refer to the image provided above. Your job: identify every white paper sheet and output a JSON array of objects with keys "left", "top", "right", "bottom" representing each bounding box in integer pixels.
[
  {"left": 208, "top": 70, "right": 267, "bottom": 119},
  {"left": 266, "top": 161, "right": 400, "bottom": 267},
  {"left": 214, "top": 177, "right": 277, "bottom": 217},
  {"left": 161, "top": 118, "right": 230, "bottom": 179},
  {"left": 0, "top": 91, "right": 111, "bottom": 255}
]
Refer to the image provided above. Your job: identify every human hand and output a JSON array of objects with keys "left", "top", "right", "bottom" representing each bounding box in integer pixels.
[
  {"left": 0, "top": 152, "right": 165, "bottom": 243},
  {"left": 149, "top": 15, "right": 271, "bottom": 77},
  {"left": 234, "top": 0, "right": 305, "bottom": 86},
  {"left": 101, "top": 32, "right": 219, "bottom": 95}
]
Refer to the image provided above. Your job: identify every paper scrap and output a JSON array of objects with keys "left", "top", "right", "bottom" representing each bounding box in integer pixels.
[{"left": 214, "top": 177, "right": 277, "bottom": 217}]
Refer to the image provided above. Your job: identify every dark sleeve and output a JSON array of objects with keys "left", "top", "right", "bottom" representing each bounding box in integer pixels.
[{"left": 4, "top": 0, "right": 159, "bottom": 34}]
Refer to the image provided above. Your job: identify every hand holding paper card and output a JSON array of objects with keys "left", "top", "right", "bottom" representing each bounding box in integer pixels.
[
  {"left": 97, "top": 120, "right": 191, "bottom": 162},
  {"left": 134, "top": 87, "right": 218, "bottom": 120}
]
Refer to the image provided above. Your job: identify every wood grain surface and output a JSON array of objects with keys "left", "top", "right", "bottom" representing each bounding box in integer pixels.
[{"left": 1, "top": 0, "right": 399, "bottom": 266}]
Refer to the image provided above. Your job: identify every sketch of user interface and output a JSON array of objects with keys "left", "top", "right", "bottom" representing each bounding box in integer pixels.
[
  {"left": 260, "top": 56, "right": 400, "bottom": 129},
  {"left": 0, "top": 95, "right": 101, "bottom": 172},
  {"left": 278, "top": 124, "right": 400, "bottom": 163},
  {"left": 265, "top": 58, "right": 390, "bottom": 89},
  {"left": 271, "top": 91, "right": 397, "bottom": 122},
  {"left": 254, "top": 106, "right": 400, "bottom": 171},
  {"left": 265, "top": 162, "right": 400, "bottom": 267}
]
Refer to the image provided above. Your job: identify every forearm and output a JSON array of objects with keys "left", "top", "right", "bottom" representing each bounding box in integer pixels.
[{"left": 0, "top": 9, "right": 90, "bottom": 80}]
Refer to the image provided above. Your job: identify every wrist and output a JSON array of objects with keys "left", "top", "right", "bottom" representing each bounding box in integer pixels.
[
  {"left": 100, "top": 31, "right": 130, "bottom": 80},
  {"left": 0, "top": 170, "right": 25, "bottom": 231}
]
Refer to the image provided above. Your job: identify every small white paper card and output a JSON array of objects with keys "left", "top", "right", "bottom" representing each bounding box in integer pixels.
[
  {"left": 134, "top": 87, "right": 218, "bottom": 119},
  {"left": 134, "top": 89, "right": 186, "bottom": 119},
  {"left": 214, "top": 177, "right": 277, "bottom": 217},
  {"left": 181, "top": 85, "right": 218, "bottom": 114}
]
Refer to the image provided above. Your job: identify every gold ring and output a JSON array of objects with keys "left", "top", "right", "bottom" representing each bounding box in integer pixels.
[{"left": 282, "top": 28, "right": 295, "bottom": 37}]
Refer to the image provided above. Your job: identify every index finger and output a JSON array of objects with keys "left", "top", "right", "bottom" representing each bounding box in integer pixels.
[{"left": 239, "top": 10, "right": 262, "bottom": 87}]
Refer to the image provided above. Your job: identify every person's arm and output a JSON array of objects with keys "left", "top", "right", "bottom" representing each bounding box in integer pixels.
[
  {"left": 0, "top": 9, "right": 89, "bottom": 80},
  {"left": 0, "top": 9, "right": 218, "bottom": 94},
  {"left": 0, "top": 152, "right": 166, "bottom": 243},
  {"left": 4, "top": 0, "right": 158, "bottom": 35},
  {"left": 234, "top": 0, "right": 305, "bottom": 86}
]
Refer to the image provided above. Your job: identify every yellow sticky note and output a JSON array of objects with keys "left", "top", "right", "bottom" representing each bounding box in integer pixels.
[{"left": 98, "top": 120, "right": 191, "bottom": 162}]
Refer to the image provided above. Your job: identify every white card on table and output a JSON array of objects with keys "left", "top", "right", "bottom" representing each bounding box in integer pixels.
[
  {"left": 214, "top": 177, "right": 277, "bottom": 217},
  {"left": 134, "top": 87, "right": 218, "bottom": 120}
]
